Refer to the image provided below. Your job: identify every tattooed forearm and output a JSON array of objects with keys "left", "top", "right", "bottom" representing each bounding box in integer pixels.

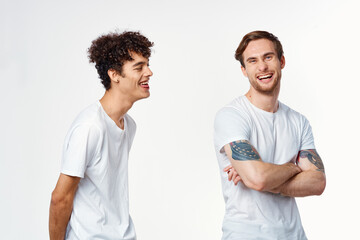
[
  {"left": 299, "top": 149, "right": 325, "bottom": 173},
  {"left": 230, "top": 140, "right": 261, "bottom": 161}
]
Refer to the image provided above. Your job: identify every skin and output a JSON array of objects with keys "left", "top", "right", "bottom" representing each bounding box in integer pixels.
[
  {"left": 224, "top": 39, "right": 326, "bottom": 196},
  {"left": 49, "top": 174, "right": 80, "bottom": 240},
  {"left": 270, "top": 149, "right": 326, "bottom": 197},
  {"left": 100, "top": 52, "right": 153, "bottom": 129},
  {"left": 241, "top": 39, "right": 285, "bottom": 112},
  {"left": 49, "top": 52, "right": 153, "bottom": 239},
  {"left": 224, "top": 141, "right": 301, "bottom": 192}
]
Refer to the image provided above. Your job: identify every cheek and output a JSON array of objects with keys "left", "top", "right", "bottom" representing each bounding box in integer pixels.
[
  {"left": 134, "top": 74, "right": 142, "bottom": 83},
  {"left": 126, "top": 77, "right": 140, "bottom": 87},
  {"left": 241, "top": 67, "right": 249, "bottom": 77},
  {"left": 247, "top": 69, "right": 256, "bottom": 79},
  {"left": 274, "top": 62, "right": 283, "bottom": 71}
]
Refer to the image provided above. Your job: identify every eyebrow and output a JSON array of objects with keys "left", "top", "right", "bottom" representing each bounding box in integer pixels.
[
  {"left": 132, "top": 61, "right": 147, "bottom": 68},
  {"left": 246, "top": 52, "right": 275, "bottom": 62},
  {"left": 263, "top": 52, "right": 275, "bottom": 57},
  {"left": 246, "top": 57, "right": 257, "bottom": 62}
]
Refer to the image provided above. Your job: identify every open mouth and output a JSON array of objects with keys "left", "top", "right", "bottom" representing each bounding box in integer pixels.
[
  {"left": 257, "top": 73, "right": 273, "bottom": 82},
  {"left": 139, "top": 81, "right": 149, "bottom": 89}
]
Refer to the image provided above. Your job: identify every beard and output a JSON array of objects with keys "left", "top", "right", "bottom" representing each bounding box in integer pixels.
[{"left": 249, "top": 74, "right": 281, "bottom": 95}]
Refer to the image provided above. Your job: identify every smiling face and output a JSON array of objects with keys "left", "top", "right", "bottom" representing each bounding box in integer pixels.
[
  {"left": 113, "top": 52, "right": 153, "bottom": 102},
  {"left": 241, "top": 39, "right": 285, "bottom": 95}
]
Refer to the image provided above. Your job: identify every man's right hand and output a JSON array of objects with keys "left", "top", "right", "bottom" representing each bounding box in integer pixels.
[{"left": 224, "top": 165, "right": 243, "bottom": 185}]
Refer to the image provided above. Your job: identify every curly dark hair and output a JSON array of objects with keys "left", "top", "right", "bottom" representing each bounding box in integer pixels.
[{"left": 88, "top": 31, "right": 154, "bottom": 90}]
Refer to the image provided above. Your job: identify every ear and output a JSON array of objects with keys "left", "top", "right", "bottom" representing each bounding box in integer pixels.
[
  {"left": 280, "top": 55, "right": 285, "bottom": 69},
  {"left": 241, "top": 65, "right": 248, "bottom": 78},
  {"left": 107, "top": 69, "right": 120, "bottom": 83}
]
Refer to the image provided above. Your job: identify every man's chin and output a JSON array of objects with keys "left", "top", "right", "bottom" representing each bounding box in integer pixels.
[
  {"left": 253, "top": 85, "right": 279, "bottom": 95},
  {"left": 137, "top": 93, "right": 150, "bottom": 101},
  {"left": 253, "top": 81, "right": 280, "bottom": 95}
]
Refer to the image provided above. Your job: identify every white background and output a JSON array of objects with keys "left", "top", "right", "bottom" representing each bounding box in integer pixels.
[{"left": 1, "top": 0, "right": 359, "bottom": 239}]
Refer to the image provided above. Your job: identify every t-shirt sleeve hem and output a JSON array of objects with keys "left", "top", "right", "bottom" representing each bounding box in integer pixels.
[
  {"left": 60, "top": 169, "right": 84, "bottom": 178},
  {"left": 216, "top": 136, "right": 249, "bottom": 153},
  {"left": 299, "top": 143, "right": 316, "bottom": 151}
]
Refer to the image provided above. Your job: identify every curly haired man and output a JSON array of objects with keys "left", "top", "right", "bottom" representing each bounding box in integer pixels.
[{"left": 49, "top": 31, "right": 153, "bottom": 240}]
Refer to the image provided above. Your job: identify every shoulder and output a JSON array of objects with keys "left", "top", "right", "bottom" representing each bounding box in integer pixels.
[
  {"left": 214, "top": 97, "right": 252, "bottom": 151},
  {"left": 214, "top": 97, "right": 252, "bottom": 136},
  {"left": 67, "top": 102, "right": 105, "bottom": 136},
  {"left": 215, "top": 96, "right": 250, "bottom": 124},
  {"left": 279, "top": 101, "right": 311, "bottom": 127}
]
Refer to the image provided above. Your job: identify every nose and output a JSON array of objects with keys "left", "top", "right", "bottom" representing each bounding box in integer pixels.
[
  {"left": 145, "top": 65, "right": 153, "bottom": 77},
  {"left": 258, "top": 60, "right": 268, "bottom": 72}
]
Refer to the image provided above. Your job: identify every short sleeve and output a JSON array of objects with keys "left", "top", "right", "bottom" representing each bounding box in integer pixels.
[
  {"left": 300, "top": 116, "right": 315, "bottom": 150},
  {"left": 214, "top": 107, "right": 251, "bottom": 153},
  {"left": 61, "top": 124, "right": 101, "bottom": 178}
]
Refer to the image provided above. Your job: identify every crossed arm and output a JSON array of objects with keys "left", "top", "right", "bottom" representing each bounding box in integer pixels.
[
  {"left": 49, "top": 174, "right": 80, "bottom": 240},
  {"left": 224, "top": 140, "right": 326, "bottom": 197}
]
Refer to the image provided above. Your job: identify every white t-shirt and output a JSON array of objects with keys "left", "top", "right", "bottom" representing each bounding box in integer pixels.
[
  {"left": 214, "top": 96, "right": 315, "bottom": 240},
  {"left": 61, "top": 101, "right": 137, "bottom": 240}
]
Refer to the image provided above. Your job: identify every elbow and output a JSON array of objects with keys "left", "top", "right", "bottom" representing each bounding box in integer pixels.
[
  {"left": 243, "top": 181, "right": 264, "bottom": 191},
  {"left": 245, "top": 171, "right": 281, "bottom": 192},
  {"left": 252, "top": 183, "right": 266, "bottom": 192},
  {"left": 250, "top": 179, "right": 266, "bottom": 192},
  {"left": 50, "top": 190, "right": 70, "bottom": 209},
  {"left": 50, "top": 191, "right": 62, "bottom": 208},
  {"left": 315, "top": 177, "right": 326, "bottom": 196},
  {"left": 243, "top": 174, "right": 267, "bottom": 192}
]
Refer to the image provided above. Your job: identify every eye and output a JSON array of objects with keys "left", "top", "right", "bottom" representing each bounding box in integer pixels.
[
  {"left": 135, "top": 67, "right": 143, "bottom": 71},
  {"left": 265, "top": 55, "right": 273, "bottom": 60}
]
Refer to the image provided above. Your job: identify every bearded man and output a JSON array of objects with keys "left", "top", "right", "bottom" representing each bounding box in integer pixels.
[{"left": 214, "top": 30, "right": 326, "bottom": 240}]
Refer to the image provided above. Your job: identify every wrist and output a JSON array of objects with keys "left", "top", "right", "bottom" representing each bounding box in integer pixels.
[{"left": 285, "top": 162, "right": 301, "bottom": 174}]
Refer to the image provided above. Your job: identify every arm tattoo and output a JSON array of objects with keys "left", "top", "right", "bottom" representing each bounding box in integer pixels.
[
  {"left": 230, "top": 140, "right": 261, "bottom": 161},
  {"left": 299, "top": 149, "right": 325, "bottom": 173}
]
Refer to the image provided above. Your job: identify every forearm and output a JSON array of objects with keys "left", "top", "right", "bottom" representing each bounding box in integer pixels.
[
  {"left": 235, "top": 161, "right": 302, "bottom": 191},
  {"left": 224, "top": 141, "right": 302, "bottom": 192},
  {"left": 269, "top": 149, "right": 327, "bottom": 197},
  {"left": 269, "top": 170, "right": 326, "bottom": 197},
  {"left": 49, "top": 196, "right": 73, "bottom": 239},
  {"left": 49, "top": 174, "right": 80, "bottom": 239}
]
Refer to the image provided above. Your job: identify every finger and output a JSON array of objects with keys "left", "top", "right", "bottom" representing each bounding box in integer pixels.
[
  {"left": 223, "top": 165, "right": 232, "bottom": 172},
  {"left": 232, "top": 170, "right": 237, "bottom": 182},
  {"left": 234, "top": 176, "right": 241, "bottom": 185},
  {"left": 228, "top": 170, "right": 233, "bottom": 181}
]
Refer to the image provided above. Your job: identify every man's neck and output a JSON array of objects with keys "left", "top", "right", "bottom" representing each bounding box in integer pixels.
[
  {"left": 99, "top": 90, "right": 134, "bottom": 129},
  {"left": 245, "top": 88, "right": 280, "bottom": 113}
]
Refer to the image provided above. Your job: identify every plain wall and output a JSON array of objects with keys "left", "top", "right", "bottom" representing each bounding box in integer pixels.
[{"left": 1, "top": 0, "right": 359, "bottom": 239}]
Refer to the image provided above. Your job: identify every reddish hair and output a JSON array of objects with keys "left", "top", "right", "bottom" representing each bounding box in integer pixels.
[{"left": 235, "top": 31, "right": 283, "bottom": 67}]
